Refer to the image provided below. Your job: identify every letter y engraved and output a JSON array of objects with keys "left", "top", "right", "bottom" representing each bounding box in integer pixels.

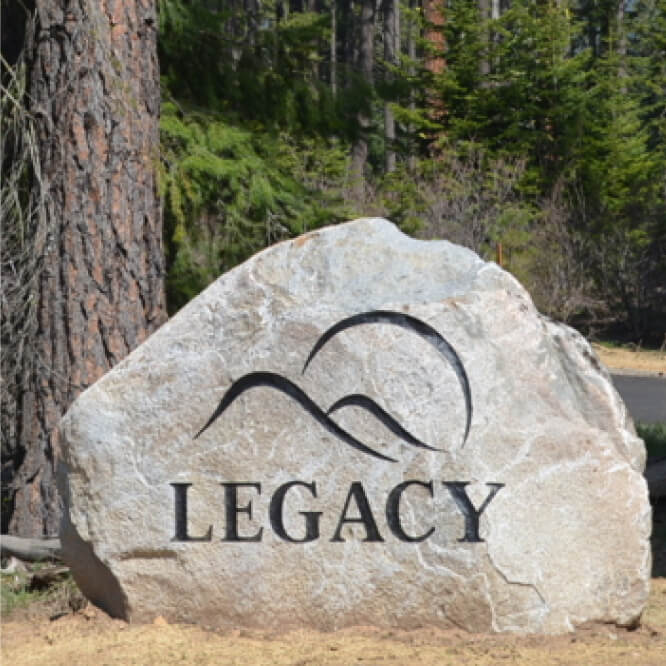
[{"left": 442, "top": 482, "right": 504, "bottom": 543}]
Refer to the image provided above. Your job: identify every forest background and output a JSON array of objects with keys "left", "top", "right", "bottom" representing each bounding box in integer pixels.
[
  {"left": 158, "top": 0, "right": 662, "bottom": 341},
  {"left": 1, "top": 0, "right": 665, "bottom": 535},
  {"left": 7, "top": 0, "right": 663, "bottom": 336}
]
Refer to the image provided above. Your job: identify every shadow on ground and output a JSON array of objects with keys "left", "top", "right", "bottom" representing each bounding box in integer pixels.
[{"left": 652, "top": 497, "right": 666, "bottom": 577}]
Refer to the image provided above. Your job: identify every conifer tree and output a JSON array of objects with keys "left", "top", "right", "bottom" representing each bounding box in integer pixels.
[{"left": 2, "top": 0, "right": 166, "bottom": 536}]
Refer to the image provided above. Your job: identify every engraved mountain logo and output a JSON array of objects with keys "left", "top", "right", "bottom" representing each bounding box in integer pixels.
[
  {"left": 195, "top": 310, "right": 473, "bottom": 461},
  {"left": 173, "top": 312, "right": 500, "bottom": 545}
]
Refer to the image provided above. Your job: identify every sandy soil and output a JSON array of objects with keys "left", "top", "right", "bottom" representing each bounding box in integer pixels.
[
  {"left": 1, "top": 578, "right": 664, "bottom": 665},
  {"left": 593, "top": 344, "right": 666, "bottom": 375}
]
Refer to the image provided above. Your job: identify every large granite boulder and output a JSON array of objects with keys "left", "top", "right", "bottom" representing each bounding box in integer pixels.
[{"left": 58, "top": 218, "right": 651, "bottom": 634}]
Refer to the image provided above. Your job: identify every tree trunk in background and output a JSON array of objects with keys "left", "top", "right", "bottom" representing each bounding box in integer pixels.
[
  {"left": 340, "top": 0, "right": 356, "bottom": 83},
  {"left": 491, "top": 0, "right": 500, "bottom": 72},
  {"left": 616, "top": 0, "right": 627, "bottom": 86},
  {"left": 478, "top": 0, "right": 490, "bottom": 77},
  {"left": 383, "top": 0, "right": 397, "bottom": 173},
  {"left": 245, "top": 0, "right": 259, "bottom": 48},
  {"left": 7, "top": 0, "right": 166, "bottom": 537},
  {"left": 423, "top": 0, "right": 445, "bottom": 76},
  {"left": 350, "top": 0, "right": 376, "bottom": 197},
  {"left": 479, "top": 0, "right": 501, "bottom": 80},
  {"left": 423, "top": 0, "right": 445, "bottom": 126},
  {"left": 407, "top": 0, "right": 417, "bottom": 171},
  {"left": 330, "top": 0, "right": 337, "bottom": 95}
]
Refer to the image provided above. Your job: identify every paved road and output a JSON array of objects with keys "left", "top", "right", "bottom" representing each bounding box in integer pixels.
[{"left": 611, "top": 374, "right": 666, "bottom": 424}]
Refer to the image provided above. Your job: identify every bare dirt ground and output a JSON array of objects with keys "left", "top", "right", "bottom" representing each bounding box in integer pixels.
[
  {"left": 1, "top": 578, "right": 665, "bottom": 666},
  {"left": 593, "top": 344, "right": 666, "bottom": 375},
  {"left": 2, "top": 503, "right": 665, "bottom": 666}
]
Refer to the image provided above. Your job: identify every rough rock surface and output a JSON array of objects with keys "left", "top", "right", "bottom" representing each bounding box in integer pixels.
[{"left": 58, "top": 218, "right": 651, "bottom": 634}]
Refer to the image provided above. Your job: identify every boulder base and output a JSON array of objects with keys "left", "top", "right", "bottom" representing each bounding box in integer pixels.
[{"left": 59, "top": 218, "right": 650, "bottom": 633}]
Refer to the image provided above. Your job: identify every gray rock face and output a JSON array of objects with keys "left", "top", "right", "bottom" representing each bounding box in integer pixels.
[{"left": 58, "top": 218, "right": 651, "bottom": 634}]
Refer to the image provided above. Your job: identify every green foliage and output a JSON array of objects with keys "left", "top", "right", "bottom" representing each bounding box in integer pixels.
[
  {"left": 158, "top": 1, "right": 368, "bottom": 312},
  {"left": 434, "top": 0, "right": 664, "bottom": 216},
  {"left": 421, "top": 0, "right": 666, "bottom": 339},
  {"left": 0, "top": 568, "right": 82, "bottom": 617},
  {"left": 155, "top": 0, "right": 665, "bottom": 341},
  {"left": 382, "top": 149, "right": 534, "bottom": 251},
  {"left": 158, "top": 1, "right": 346, "bottom": 135},
  {"left": 1, "top": 572, "right": 44, "bottom": 615},
  {"left": 160, "top": 102, "right": 352, "bottom": 312},
  {"left": 637, "top": 422, "right": 666, "bottom": 460}
]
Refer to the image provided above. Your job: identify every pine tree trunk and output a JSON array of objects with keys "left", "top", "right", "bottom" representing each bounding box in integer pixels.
[
  {"left": 423, "top": 0, "right": 445, "bottom": 125},
  {"left": 491, "top": 0, "right": 500, "bottom": 72},
  {"left": 330, "top": 0, "right": 337, "bottom": 96},
  {"left": 350, "top": 0, "right": 376, "bottom": 198},
  {"left": 340, "top": 0, "right": 356, "bottom": 82},
  {"left": 7, "top": 0, "right": 166, "bottom": 537},
  {"left": 423, "top": 0, "right": 445, "bottom": 76},
  {"left": 478, "top": 0, "right": 490, "bottom": 77},
  {"left": 616, "top": 0, "right": 627, "bottom": 87},
  {"left": 407, "top": 0, "right": 417, "bottom": 171},
  {"left": 383, "top": 0, "right": 397, "bottom": 173}
]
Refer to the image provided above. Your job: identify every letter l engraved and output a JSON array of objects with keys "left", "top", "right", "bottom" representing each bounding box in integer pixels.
[
  {"left": 170, "top": 483, "right": 213, "bottom": 542},
  {"left": 442, "top": 482, "right": 504, "bottom": 543}
]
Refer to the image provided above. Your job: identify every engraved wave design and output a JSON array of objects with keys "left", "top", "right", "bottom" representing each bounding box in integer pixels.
[
  {"left": 196, "top": 310, "right": 472, "bottom": 461},
  {"left": 325, "top": 394, "right": 439, "bottom": 452},
  {"left": 302, "top": 310, "right": 472, "bottom": 448},
  {"left": 194, "top": 371, "right": 420, "bottom": 462}
]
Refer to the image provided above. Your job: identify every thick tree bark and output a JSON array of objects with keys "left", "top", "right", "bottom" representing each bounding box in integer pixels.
[{"left": 7, "top": 0, "right": 166, "bottom": 537}]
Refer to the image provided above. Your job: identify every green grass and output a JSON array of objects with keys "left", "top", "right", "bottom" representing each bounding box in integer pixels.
[
  {"left": 1, "top": 571, "right": 44, "bottom": 615},
  {"left": 637, "top": 422, "right": 666, "bottom": 459},
  {"left": 0, "top": 567, "right": 81, "bottom": 618}
]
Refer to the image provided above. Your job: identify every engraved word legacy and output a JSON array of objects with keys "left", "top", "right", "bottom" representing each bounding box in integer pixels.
[{"left": 171, "top": 311, "right": 504, "bottom": 545}]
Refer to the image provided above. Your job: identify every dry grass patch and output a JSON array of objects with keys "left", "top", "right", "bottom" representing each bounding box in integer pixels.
[{"left": 593, "top": 344, "right": 666, "bottom": 374}]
